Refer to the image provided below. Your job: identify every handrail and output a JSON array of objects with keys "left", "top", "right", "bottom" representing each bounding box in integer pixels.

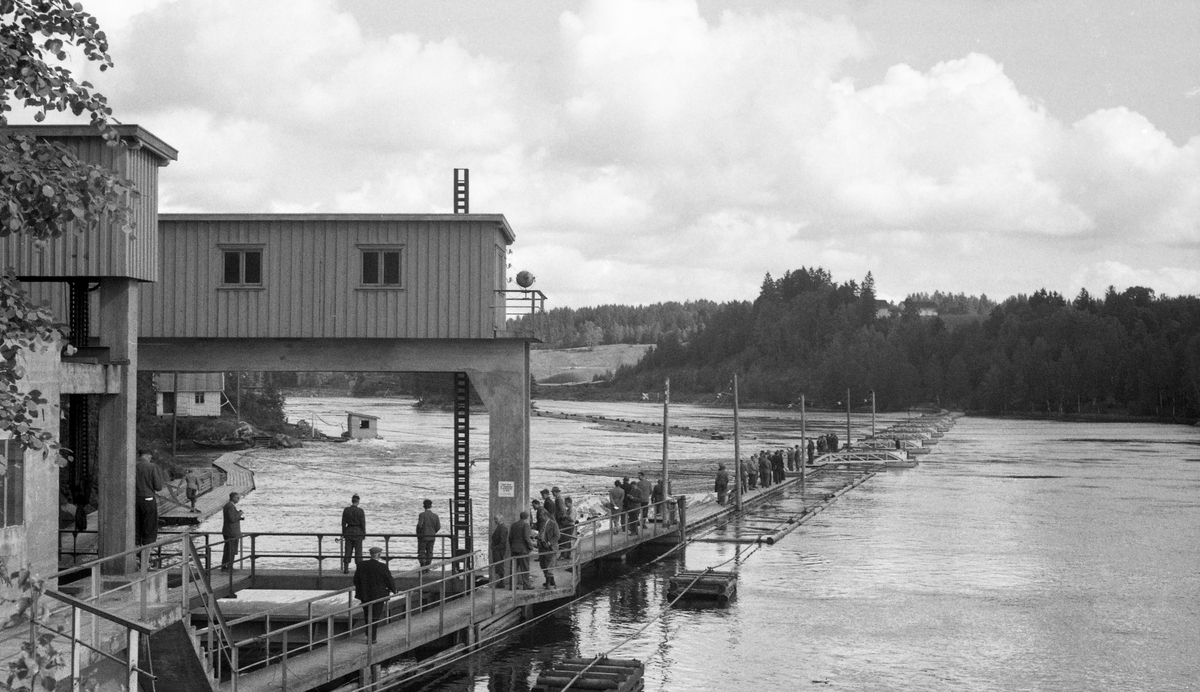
[
  {"left": 41, "top": 589, "right": 154, "bottom": 635},
  {"left": 50, "top": 531, "right": 187, "bottom": 581}
]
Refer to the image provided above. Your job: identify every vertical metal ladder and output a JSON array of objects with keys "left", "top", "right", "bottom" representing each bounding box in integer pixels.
[
  {"left": 452, "top": 372, "right": 473, "bottom": 567},
  {"left": 453, "top": 168, "right": 469, "bottom": 214}
]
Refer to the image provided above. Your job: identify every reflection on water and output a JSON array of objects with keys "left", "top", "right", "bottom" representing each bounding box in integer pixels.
[{"left": 223, "top": 399, "right": 1200, "bottom": 690}]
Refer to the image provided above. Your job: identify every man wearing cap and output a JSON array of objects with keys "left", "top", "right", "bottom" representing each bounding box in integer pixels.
[
  {"left": 341, "top": 494, "right": 366, "bottom": 574},
  {"left": 490, "top": 514, "right": 510, "bottom": 587},
  {"left": 353, "top": 547, "right": 395, "bottom": 643},
  {"left": 415, "top": 499, "right": 440, "bottom": 567}
]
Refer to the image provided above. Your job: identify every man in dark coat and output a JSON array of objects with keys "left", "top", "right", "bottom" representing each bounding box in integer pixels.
[
  {"left": 415, "top": 499, "right": 440, "bottom": 567},
  {"left": 490, "top": 514, "right": 510, "bottom": 587},
  {"left": 558, "top": 496, "right": 575, "bottom": 561},
  {"left": 624, "top": 477, "right": 643, "bottom": 533},
  {"left": 353, "top": 546, "right": 395, "bottom": 642},
  {"left": 220, "top": 492, "right": 243, "bottom": 570},
  {"left": 341, "top": 494, "right": 366, "bottom": 573},
  {"left": 807, "top": 438, "right": 816, "bottom": 465},
  {"left": 134, "top": 450, "right": 164, "bottom": 547},
  {"left": 538, "top": 514, "right": 560, "bottom": 588},
  {"left": 714, "top": 463, "right": 729, "bottom": 505},
  {"left": 509, "top": 511, "right": 535, "bottom": 589}
]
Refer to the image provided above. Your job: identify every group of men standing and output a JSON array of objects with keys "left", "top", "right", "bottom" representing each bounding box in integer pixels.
[
  {"left": 490, "top": 486, "right": 576, "bottom": 590},
  {"left": 605, "top": 471, "right": 667, "bottom": 533},
  {"left": 338, "top": 495, "right": 442, "bottom": 643},
  {"left": 715, "top": 437, "right": 827, "bottom": 502}
]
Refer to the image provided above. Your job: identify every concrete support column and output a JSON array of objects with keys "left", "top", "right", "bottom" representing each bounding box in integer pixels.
[
  {"left": 96, "top": 278, "right": 139, "bottom": 573},
  {"left": 468, "top": 341, "right": 530, "bottom": 525}
]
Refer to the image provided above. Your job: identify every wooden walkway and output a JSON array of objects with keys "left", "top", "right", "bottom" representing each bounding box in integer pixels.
[{"left": 161, "top": 454, "right": 256, "bottom": 524}]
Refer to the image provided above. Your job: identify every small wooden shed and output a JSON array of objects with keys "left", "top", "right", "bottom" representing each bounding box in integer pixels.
[{"left": 346, "top": 411, "right": 380, "bottom": 439}]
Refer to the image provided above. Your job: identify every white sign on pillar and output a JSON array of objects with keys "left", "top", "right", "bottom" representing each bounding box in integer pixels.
[{"left": 498, "top": 481, "right": 515, "bottom": 498}]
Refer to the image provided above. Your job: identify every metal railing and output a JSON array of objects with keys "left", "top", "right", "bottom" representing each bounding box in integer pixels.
[
  {"left": 1, "top": 533, "right": 215, "bottom": 691},
  {"left": 201, "top": 538, "right": 586, "bottom": 691},
  {"left": 571, "top": 499, "right": 680, "bottom": 562}
]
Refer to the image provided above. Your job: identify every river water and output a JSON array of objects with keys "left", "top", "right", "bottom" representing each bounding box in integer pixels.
[{"left": 205, "top": 398, "right": 1200, "bottom": 690}]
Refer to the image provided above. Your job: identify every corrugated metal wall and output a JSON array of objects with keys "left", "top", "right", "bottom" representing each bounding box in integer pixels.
[
  {"left": 140, "top": 216, "right": 508, "bottom": 339},
  {"left": 0, "top": 137, "right": 160, "bottom": 281}
]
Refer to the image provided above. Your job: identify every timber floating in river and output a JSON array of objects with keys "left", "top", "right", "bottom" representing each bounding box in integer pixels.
[
  {"left": 533, "top": 657, "right": 646, "bottom": 692},
  {"left": 667, "top": 569, "right": 738, "bottom": 604}
]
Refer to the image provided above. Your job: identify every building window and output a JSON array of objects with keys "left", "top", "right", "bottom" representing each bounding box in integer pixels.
[
  {"left": 359, "top": 419, "right": 371, "bottom": 430},
  {"left": 361, "top": 249, "right": 402, "bottom": 286},
  {"left": 195, "top": 392, "right": 206, "bottom": 405},
  {"left": 1, "top": 439, "right": 25, "bottom": 528},
  {"left": 223, "top": 249, "right": 263, "bottom": 286}
]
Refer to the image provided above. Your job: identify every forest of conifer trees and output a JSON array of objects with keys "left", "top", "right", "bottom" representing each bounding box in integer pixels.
[{"left": 521, "top": 268, "right": 1200, "bottom": 419}]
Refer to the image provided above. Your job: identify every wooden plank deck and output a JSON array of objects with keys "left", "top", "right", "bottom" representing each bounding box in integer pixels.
[
  {"left": 225, "top": 577, "right": 574, "bottom": 692},
  {"left": 160, "top": 455, "right": 256, "bottom": 524}
]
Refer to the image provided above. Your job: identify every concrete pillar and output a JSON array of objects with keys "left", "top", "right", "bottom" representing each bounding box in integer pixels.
[
  {"left": 96, "top": 278, "right": 139, "bottom": 573},
  {"left": 468, "top": 342, "right": 530, "bottom": 525},
  {"left": 11, "top": 344, "right": 63, "bottom": 581}
]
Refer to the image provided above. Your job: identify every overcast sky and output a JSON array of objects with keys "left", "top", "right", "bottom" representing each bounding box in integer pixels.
[{"left": 40, "top": 0, "right": 1200, "bottom": 306}]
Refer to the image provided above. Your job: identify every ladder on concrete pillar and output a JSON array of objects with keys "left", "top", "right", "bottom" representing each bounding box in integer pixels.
[{"left": 452, "top": 372, "right": 473, "bottom": 567}]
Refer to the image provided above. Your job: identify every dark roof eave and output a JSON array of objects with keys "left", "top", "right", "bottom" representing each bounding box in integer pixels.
[
  {"left": 0, "top": 123, "right": 178, "bottom": 164},
  {"left": 161, "top": 213, "right": 516, "bottom": 244}
]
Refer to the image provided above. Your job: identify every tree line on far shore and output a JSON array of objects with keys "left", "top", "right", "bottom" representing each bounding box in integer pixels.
[{"left": 524, "top": 268, "right": 1200, "bottom": 419}]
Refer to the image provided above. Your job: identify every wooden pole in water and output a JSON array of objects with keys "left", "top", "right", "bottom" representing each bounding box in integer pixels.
[
  {"left": 800, "top": 393, "right": 806, "bottom": 483},
  {"left": 662, "top": 378, "right": 670, "bottom": 494},
  {"left": 846, "top": 387, "right": 852, "bottom": 450},
  {"left": 870, "top": 389, "right": 876, "bottom": 439},
  {"left": 734, "top": 374, "right": 742, "bottom": 511}
]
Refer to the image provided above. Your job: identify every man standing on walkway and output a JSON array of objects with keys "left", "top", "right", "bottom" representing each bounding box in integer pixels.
[
  {"left": 538, "top": 513, "right": 560, "bottom": 588},
  {"left": 415, "top": 499, "right": 440, "bottom": 567},
  {"left": 607, "top": 480, "right": 625, "bottom": 530},
  {"left": 509, "top": 511, "right": 535, "bottom": 589},
  {"left": 184, "top": 469, "right": 201, "bottom": 513},
  {"left": 636, "top": 471, "right": 654, "bottom": 524},
  {"left": 624, "top": 476, "right": 643, "bottom": 533},
  {"left": 220, "top": 492, "right": 243, "bottom": 570},
  {"left": 134, "top": 450, "right": 164, "bottom": 548},
  {"left": 490, "top": 514, "right": 510, "bottom": 587},
  {"left": 353, "top": 546, "right": 395, "bottom": 643},
  {"left": 714, "top": 463, "right": 729, "bottom": 505},
  {"left": 341, "top": 494, "right": 366, "bottom": 574}
]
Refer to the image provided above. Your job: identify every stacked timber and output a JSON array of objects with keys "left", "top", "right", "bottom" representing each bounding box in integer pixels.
[
  {"left": 667, "top": 569, "right": 737, "bottom": 604},
  {"left": 532, "top": 657, "right": 645, "bottom": 691}
]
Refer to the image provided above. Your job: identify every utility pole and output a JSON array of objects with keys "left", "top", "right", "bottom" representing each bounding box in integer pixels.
[
  {"left": 662, "top": 378, "right": 670, "bottom": 493},
  {"left": 846, "top": 387, "right": 852, "bottom": 450},
  {"left": 870, "top": 389, "right": 876, "bottom": 439},
  {"left": 799, "top": 393, "right": 807, "bottom": 483},
  {"left": 733, "top": 374, "right": 742, "bottom": 511}
]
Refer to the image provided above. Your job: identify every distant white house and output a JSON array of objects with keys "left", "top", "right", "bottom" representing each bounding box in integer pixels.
[
  {"left": 874, "top": 299, "right": 896, "bottom": 319},
  {"left": 154, "top": 373, "right": 225, "bottom": 417},
  {"left": 904, "top": 300, "right": 939, "bottom": 318},
  {"left": 347, "top": 411, "right": 380, "bottom": 439}
]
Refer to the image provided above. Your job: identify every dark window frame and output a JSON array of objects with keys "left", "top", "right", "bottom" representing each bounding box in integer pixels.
[
  {"left": 359, "top": 246, "right": 404, "bottom": 288},
  {"left": 220, "top": 246, "right": 265, "bottom": 287}
]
